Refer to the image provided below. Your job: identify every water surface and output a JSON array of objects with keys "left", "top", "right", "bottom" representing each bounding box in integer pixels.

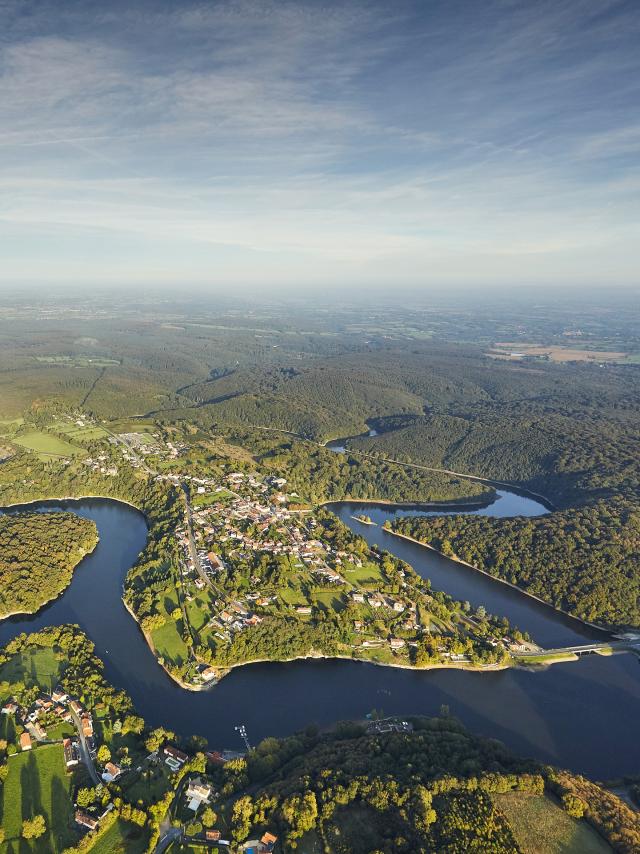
[{"left": 1, "top": 496, "right": 639, "bottom": 779}]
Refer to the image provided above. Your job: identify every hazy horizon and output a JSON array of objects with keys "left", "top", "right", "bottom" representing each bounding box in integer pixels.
[{"left": 1, "top": 0, "right": 639, "bottom": 290}]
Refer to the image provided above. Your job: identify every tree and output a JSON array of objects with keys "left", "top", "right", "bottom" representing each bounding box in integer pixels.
[
  {"left": 97, "top": 744, "right": 111, "bottom": 764},
  {"left": 22, "top": 815, "right": 46, "bottom": 839},
  {"left": 77, "top": 787, "right": 97, "bottom": 808},
  {"left": 562, "top": 793, "right": 587, "bottom": 818},
  {"left": 201, "top": 806, "right": 217, "bottom": 828}
]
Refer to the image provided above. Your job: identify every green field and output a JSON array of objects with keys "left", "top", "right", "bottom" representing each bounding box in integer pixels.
[
  {"left": 54, "top": 421, "right": 110, "bottom": 442},
  {"left": 151, "top": 619, "right": 190, "bottom": 667},
  {"left": 495, "top": 792, "right": 612, "bottom": 854},
  {"left": 12, "top": 430, "right": 83, "bottom": 459},
  {"left": 343, "top": 561, "right": 384, "bottom": 586},
  {"left": 86, "top": 818, "right": 148, "bottom": 854},
  {"left": 0, "top": 648, "right": 62, "bottom": 692},
  {"left": 0, "top": 744, "right": 76, "bottom": 853}
]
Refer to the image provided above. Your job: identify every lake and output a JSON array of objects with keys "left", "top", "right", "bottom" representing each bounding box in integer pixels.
[{"left": 1, "top": 494, "right": 639, "bottom": 779}]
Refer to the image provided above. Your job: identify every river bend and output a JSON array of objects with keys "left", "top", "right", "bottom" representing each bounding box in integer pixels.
[{"left": 0, "top": 494, "right": 639, "bottom": 779}]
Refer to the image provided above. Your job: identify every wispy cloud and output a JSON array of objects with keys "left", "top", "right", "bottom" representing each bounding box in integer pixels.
[{"left": 0, "top": 0, "right": 638, "bottom": 287}]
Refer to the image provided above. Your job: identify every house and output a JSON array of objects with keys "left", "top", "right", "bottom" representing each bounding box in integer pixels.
[
  {"left": 164, "top": 745, "right": 188, "bottom": 771},
  {"left": 52, "top": 689, "right": 68, "bottom": 703},
  {"left": 75, "top": 811, "right": 99, "bottom": 831},
  {"left": 1, "top": 701, "right": 18, "bottom": 715},
  {"left": 206, "top": 829, "right": 222, "bottom": 841},
  {"left": 186, "top": 776, "right": 212, "bottom": 811},
  {"left": 200, "top": 667, "right": 217, "bottom": 682},
  {"left": 261, "top": 832, "right": 278, "bottom": 851},
  {"left": 367, "top": 597, "right": 381, "bottom": 608},
  {"left": 20, "top": 732, "right": 32, "bottom": 751},
  {"left": 63, "top": 738, "right": 80, "bottom": 767},
  {"left": 69, "top": 700, "right": 83, "bottom": 715},
  {"left": 295, "top": 606, "right": 312, "bottom": 615},
  {"left": 101, "top": 762, "right": 122, "bottom": 783},
  {"left": 392, "top": 601, "right": 405, "bottom": 612},
  {"left": 81, "top": 714, "right": 93, "bottom": 737},
  {"left": 206, "top": 750, "right": 225, "bottom": 765},
  {"left": 390, "top": 638, "right": 406, "bottom": 650}
]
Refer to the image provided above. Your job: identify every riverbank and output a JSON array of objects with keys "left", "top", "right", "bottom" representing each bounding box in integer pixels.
[
  {"left": 386, "top": 528, "right": 610, "bottom": 636},
  {"left": 188, "top": 648, "right": 512, "bottom": 687}
]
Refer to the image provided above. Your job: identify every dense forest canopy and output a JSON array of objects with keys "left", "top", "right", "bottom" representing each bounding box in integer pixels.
[
  {"left": 0, "top": 512, "right": 98, "bottom": 617},
  {"left": 392, "top": 499, "right": 640, "bottom": 628}
]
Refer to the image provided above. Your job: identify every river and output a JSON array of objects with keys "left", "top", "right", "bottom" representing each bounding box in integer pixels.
[{"left": 1, "top": 495, "right": 639, "bottom": 779}]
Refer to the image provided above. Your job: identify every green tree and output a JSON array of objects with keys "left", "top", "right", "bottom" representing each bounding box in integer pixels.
[{"left": 22, "top": 815, "right": 46, "bottom": 839}]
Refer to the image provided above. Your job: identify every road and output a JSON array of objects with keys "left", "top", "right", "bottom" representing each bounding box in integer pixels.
[
  {"left": 516, "top": 639, "right": 640, "bottom": 661},
  {"left": 155, "top": 826, "right": 182, "bottom": 853},
  {"left": 70, "top": 708, "right": 100, "bottom": 786}
]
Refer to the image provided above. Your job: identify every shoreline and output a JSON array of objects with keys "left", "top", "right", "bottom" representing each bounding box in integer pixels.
[
  {"left": 386, "top": 528, "right": 610, "bottom": 636},
  {"left": 175, "top": 648, "right": 512, "bottom": 689}
]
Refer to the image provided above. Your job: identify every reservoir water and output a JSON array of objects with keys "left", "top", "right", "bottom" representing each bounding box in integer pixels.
[{"left": 1, "top": 495, "right": 639, "bottom": 779}]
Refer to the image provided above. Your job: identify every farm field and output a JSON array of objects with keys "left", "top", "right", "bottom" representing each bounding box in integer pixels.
[
  {"left": 495, "top": 792, "right": 612, "bottom": 854},
  {"left": 488, "top": 343, "right": 630, "bottom": 363},
  {"left": 0, "top": 647, "right": 63, "bottom": 691},
  {"left": 86, "top": 818, "right": 148, "bottom": 854},
  {"left": 11, "top": 430, "right": 83, "bottom": 459},
  {"left": 0, "top": 744, "right": 75, "bottom": 853}
]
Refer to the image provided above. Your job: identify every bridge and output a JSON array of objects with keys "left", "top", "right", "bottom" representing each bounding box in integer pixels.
[{"left": 515, "top": 638, "right": 640, "bottom": 663}]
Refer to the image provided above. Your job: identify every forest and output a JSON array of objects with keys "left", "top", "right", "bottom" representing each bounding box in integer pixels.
[
  {"left": 391, "top": 498, "right": 640, "bottom": 627},
  {"left": 206, "top": 714, "right": 640, "bottom": 853},
  {"left": 0, "top": 512, "right": 98, "bottom": 618}
]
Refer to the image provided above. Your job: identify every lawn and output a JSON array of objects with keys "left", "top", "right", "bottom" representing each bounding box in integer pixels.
[
  {"left": 86, "top": 819, "right": 148, "bottom": 854},
  {"left": 310, "top": 589, "right": 346, "bottom": 612},
  {"left": 12, "top": 430, "right": 83, "bottom": 459},
  {"left": 495, "top": 792, "right": 612, "bottom": 854},
  {"left": 151, "top": 619, "right": 190, "bottom": 668},
  {"left": 0, "top": 744, "right": 76, "bottom": 853},
  {"left": 279, "top": 586, "right": 308, "bottom": 606},
  {"left": 344, "top": 562, "right": 384, "bottom": 586},
  {"left": 185, "top": 595, "right": 214, "bottom": 633},
  {"left": 121, "top": 765, "right": 173, "bottom": 806},
  {"left": 0, "top": 648, "right": 62, "bottom": 692}
]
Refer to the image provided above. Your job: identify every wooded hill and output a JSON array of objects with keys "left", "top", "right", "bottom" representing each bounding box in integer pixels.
[
  {"left": 0, "top": 512, "right": 98, "bottom": 617},
  {"left": 209, "top": 714, "right": 640, "bottom": 853}
]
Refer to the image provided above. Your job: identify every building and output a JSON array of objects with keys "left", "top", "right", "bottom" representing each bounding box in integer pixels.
[
  {"left": 390, "top": 638, "right": 406, "bottom": 650},
  {"left": 1, "top": 701, "right": 18, "bottom": 715},
  {"left": 206, "top": 829, "right": 222, "bottom": 841},
  {"left": 101, "top": 762, "right": 122, "bottom": 783},
  {"left": 164, "top": 744, "right": 188, "bottom": 771},
  {"left": 75, "top": 811, "right": 99, "bottom": 831},
  {"left": 63, "top": 738, "right": 80, "bottom": 767},
  {"left": 261, "top": 832, "right": 278, "bottom": 851},
  {"left": 186, "top": 776, "right": 212, "bottom": 811},
  {"left": 20, "top": 732, "right": 32, "bottom": 751}
]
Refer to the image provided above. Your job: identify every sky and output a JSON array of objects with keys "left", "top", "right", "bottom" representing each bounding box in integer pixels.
[{"left": 0, "top": 0, "right": 639, "bottom": 290}]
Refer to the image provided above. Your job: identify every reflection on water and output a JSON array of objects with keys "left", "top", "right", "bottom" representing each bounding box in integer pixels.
[{"left": 0, "top": 496, "right": 639, "bottom": 779}]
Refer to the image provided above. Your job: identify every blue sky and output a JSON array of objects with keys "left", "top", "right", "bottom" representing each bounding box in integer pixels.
[{"left": 1, "top": 0, "right": 638, "bottom": 289}]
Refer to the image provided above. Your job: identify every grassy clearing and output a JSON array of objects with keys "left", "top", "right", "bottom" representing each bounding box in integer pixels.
[
  {"left": 495, "top": 792, "right": 612, "bottom": 854},
  {"left": 12, "top": 430, "right": 83, "bottom": 458},
  {"left": 344, "top": 562, "right": 384, "bottom": 586},
  {"left": 185, "top": 594, "right": 215, "bottom": 633},
  {"left": 54, "top": 421, "right": 110, "bottom": 442},
  {"left": 0, "top": 648, "right": 62, "bottom": 692},
  {"left": 86, "top": 819, "right": 148, "bottom": 854},
  {"left": 0, "top": 744, "right": 76, "bottom": 853},
  {"left": 151, "top": 619, "right": 190, "bottom": 668}
]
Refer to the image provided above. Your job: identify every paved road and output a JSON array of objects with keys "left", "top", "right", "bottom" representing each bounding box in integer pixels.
[
  {"left": 70, "top": 708, "right": 100, "bottom": 786},
  {"left": 155, "top": 826, "right": 182, "bottom": 853}
]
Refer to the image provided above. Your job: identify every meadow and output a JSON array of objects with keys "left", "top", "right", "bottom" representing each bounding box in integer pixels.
[
  {"left": 495, "top": 791, "right": 612, "bottom": 854},
  {"left": 0, "top": 744, "right": 75, "bottom": 853}
]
